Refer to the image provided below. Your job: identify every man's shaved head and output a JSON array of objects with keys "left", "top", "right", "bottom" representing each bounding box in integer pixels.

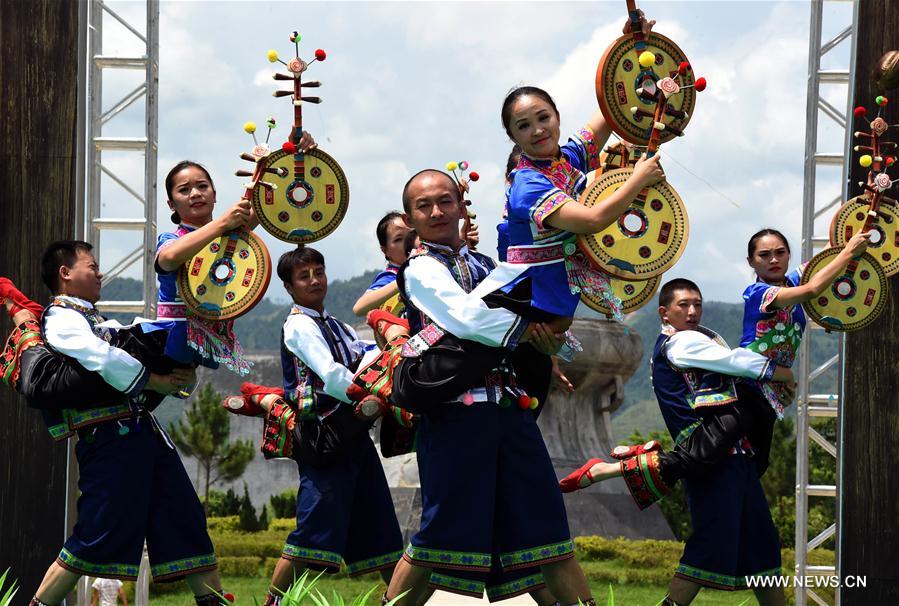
[{"left": 401, "top": 169, "right": 460, "bottom": 213}]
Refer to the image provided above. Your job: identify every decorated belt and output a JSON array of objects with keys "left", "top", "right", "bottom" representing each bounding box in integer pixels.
[
  {"left": 505, "top": 240, "right": 576, "bottom": 266},
  {"left": 157, "top": 302, "right": 187, "bottom": 319}
]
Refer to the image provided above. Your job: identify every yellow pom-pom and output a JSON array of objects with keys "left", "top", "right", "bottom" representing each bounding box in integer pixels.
[
  {"left": 639, "top": 51, "right": 656, "bottom": 68},
  {"left": 446, "top": 161, "right": 459, "bottom": 171},
  {"left": 243, "top": 121, "right": 257, "bottom": 134},
  {"left": 860, "top": 154, "right": 873, "bottom": 168},
  {"left": 529, "top": 397, "right": 539, "bottom": 410},
  {"left": 267, "top": 50, "right": 279, "bottom": 63}
]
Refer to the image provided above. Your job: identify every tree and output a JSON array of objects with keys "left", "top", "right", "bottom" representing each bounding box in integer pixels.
[
  {"left": 169, "top": 383, "right": 255, "bottom": 510},
  {"left": 238, "top": 484, "right": 264, "bottom": 532}
]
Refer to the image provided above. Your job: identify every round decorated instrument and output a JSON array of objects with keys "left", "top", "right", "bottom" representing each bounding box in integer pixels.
[
  {"left": 577, "top": 167, "right": 689, "bottom": 280},
  {"left": 178, "top": 229, "right": 273, "bottom": 321},
  {"left": 255, "top": 33, "right": 349, "bottom": 244},
  {"left": 596, "top": 32, "right": 702, "bottom": 146},
  {"left": 252, "top": 147, "right": 349, "bottom": 243},
  {"left": 581, "top": 275, "right": 660, "bottom": 317},
  {"left": 800, "top": 247, "right": 888, "bottom": 332},
  {"left": 830, "top": 195, "right": 899, "bottom": 277}
]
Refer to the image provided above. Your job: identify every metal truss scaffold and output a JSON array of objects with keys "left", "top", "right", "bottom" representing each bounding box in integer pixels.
[{"left": 797, "top": 1, "right": 859, "bottom": 605}]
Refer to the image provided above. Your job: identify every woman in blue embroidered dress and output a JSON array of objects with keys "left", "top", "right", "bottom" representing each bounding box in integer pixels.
[
  {"left": 155, "top": 142, "right": 314, "bottom": 375},
  {"left": 739, "top": 228, "right": 870, "bottom": 415},
  {"left": 487, "top": 85, "right": 665, "bottom": 325}
]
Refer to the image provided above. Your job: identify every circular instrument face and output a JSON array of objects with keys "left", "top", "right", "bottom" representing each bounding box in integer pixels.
[
  {"left": 580, "top": 274, "right": 661, "bottom": 317},
  {"left": 252, "top": 147, "right": 349, "bottom": 244},
  {"left": 178, "top": 229, "right": 272, "bottom": 321},
  {"left": 800, "top": 247, "right": 888, "bottom": 332},
  {"left": 577, "top": 167, "right": 689, "bottom": 280},
  {"left": 830, "top": 195, "right": 899, "bottom": 277},
  {"left": 596, "top": 32, "right": 695, "bottom": 146}
]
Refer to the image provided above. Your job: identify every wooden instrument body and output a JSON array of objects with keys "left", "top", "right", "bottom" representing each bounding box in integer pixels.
[
  {"left": 177, "top": 229, "right": 273, "bottom": 321},
  {"left": 596, "top": 31, "right": 695, "bottom": 146},
  {"left": 252, "top": 147, "right": 349, "bottom": 244},
  {"left": 577, "top": 167, "right": 688, "bottom": 280},
  {"left": 800, "top": 247, "right": 888, "bottom": 331},
  {"left": 580, "top": 274, "right": 660, "bottom": 317},
  {"left": 830, "top": 195, "right": 899, "bottom": 277}
]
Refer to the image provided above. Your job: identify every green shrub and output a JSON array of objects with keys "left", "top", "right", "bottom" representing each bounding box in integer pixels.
[
  {"left": 218, "top": 556, "right": 263, "bottom": 576},
  {"left": 270, "top": 517, "right": 296, "bottom": 532},
  {"left": 206, "top": 488, "right": 242, "bottom": 517},
  {"left": 207, "top": 516, "right": 242, "bottom": 533},
  {"left": 270, "top": 488, "right": 298, "bottom": 519},
  {"left": 211, "top": 532, "right": 284, "bottom": 558}
]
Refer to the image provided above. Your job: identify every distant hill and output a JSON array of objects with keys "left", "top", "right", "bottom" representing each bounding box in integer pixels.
[{"left": 106, "top": 272, "right": 841, "bottom": 440}]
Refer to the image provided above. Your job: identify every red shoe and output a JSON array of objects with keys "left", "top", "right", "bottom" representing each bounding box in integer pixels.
[
  {"left": 355, "top": 395, "right": 387, "bottom": 421},
  {"left": 0, "top": 277, "right": 43, "bottom": 317},
  {"left": 559, "top": 457, "right": 604, "bottom": 493},
  {"left": 222, "top": 382, "right": 284, "bottom": 417},
  {"left": 609, "top": 440, "right": 662, "bottom": 461},
  {"left": 366, "top": 309, "right": 409, "bottom": 335}
]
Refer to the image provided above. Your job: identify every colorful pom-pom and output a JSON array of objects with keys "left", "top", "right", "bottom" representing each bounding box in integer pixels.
[
  {"left": 694, "top": 77, "right": 707, "bottom": 92},
  {"left": 860, "top": 154, "right": 873, "bottom": 168},
  {"left": 469, "top": 171, "right": 480, "bottom": 181},
  {"left": 887, "top": 156, "right": 896, "bottom": 167},
  {"left": 223, "top": 593, "right": 235, "bottom": 603},
  {"left": 876, "top": 95, "right": 888, "bottom": 106},
  {"left": 243, "top": 121, "right": 257, "bottom": 134},
  {"left": 267, "top": 50, "right": 279, "bottom": 63},
  {"left": 529, "top": 397, "right": 539, "bottom": 410},
  {"left": 638, "top": 51, "right": 655, "bottom": 68},
  {"left": 446, "top": 161, "right": 459, "bottom": 172},
  {"left": 290, "top": 32, "right": 301, "bottom": 43},
  {"left": 266, "top": 118, "right": 276, "bottom": 129},
  {"left": 854, "top": 106, "right": 868, "bottom": 118},
  {"left": 461, "top": 392, "right": 474, "bottom": 406},
  {"left": 517, "top": 394, "right": 531, "bottom": 409},
  {"left": 678, "top": 61, "right": 690, "bottom": 75},
  {"left": 499, "top": 396, "right": 511, "bottom": 408},
  {"left": 314, "top": 48, "right": 327, "bottom": 61},
  {"left": 459, "top": 160, "right": 469, "bottom": 171},
  {"left": 282, "top": 141, "right": 297, "bottom": 154}
]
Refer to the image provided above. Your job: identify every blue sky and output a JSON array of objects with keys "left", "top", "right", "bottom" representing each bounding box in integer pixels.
[{"left": 94, "top": 1, "right": 854, "bottom": 304}]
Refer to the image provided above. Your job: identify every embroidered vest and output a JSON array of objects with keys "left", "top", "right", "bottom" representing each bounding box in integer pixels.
[
  {"left": 280, "top": 309, "right": 358, "bottom": 420},
  {"left": 40, "top": 298, "right": 134, "bottom": 441},
  {"left": 650, "top": 327, "right": 740, "bottom": 445}
]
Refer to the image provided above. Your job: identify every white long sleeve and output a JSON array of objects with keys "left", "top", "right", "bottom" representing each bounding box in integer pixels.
[
  {"left": 404, "top": 255, "right": 526, "bottom": 348},
  {"left": 282, "top": 311, "right": 362, "bottom": 404},
  {"left": 665, "top": 330, "right": 773, "bottom": 380},
  {"left": 43, "top": 304, "right": 148, "bottom": 396}
]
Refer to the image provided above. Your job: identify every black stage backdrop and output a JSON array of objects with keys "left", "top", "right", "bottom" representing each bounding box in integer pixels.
[
  {"left": 842, "top": 0, "right": 899, "bottom": 602},
  {"left": 0, "top": 0, "right": 80, "bottom": 594}
]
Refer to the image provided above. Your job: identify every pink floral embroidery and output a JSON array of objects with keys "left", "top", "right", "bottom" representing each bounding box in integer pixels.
[
  {"left": 760, "top": 286, "right": 780, "bottom": 313},
  {"left": 574, "top": 127, "right": 601, "bottom": 172},
  {"left": 530, "top": 190, "right": 570, "bottom": 231}
]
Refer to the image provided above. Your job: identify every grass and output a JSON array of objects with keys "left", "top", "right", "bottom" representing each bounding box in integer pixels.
[{"left": 138, "top": 570, "right": 784, "bottom": 606}]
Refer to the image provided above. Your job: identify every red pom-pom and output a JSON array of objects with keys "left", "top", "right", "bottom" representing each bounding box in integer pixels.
[
  {"left": 517, "top": 394, "right": 531, "bottom": 409},
  {"left": 314, "top": 49, "right": 327, "bottom": 61},
  {"left": 694, "top": 77, "right": 707, "bottom": 92},
  {"left": 678, "top": 61, "right": 690, "bottom": 75},
  {"left": 223, "top": 593, "right": 235, "bottom": 603},
  {"left": 887, "top": 156, "right": 896, "bottom": 167},
  {"left": 468, "top": 171, "right": 480, "bottom": 181},
  {"left": 282, "top": 141, "right": 297, "bottom": 154},
  {"left": 854, "top": 106, "right": 868, "bottom": 118}
]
